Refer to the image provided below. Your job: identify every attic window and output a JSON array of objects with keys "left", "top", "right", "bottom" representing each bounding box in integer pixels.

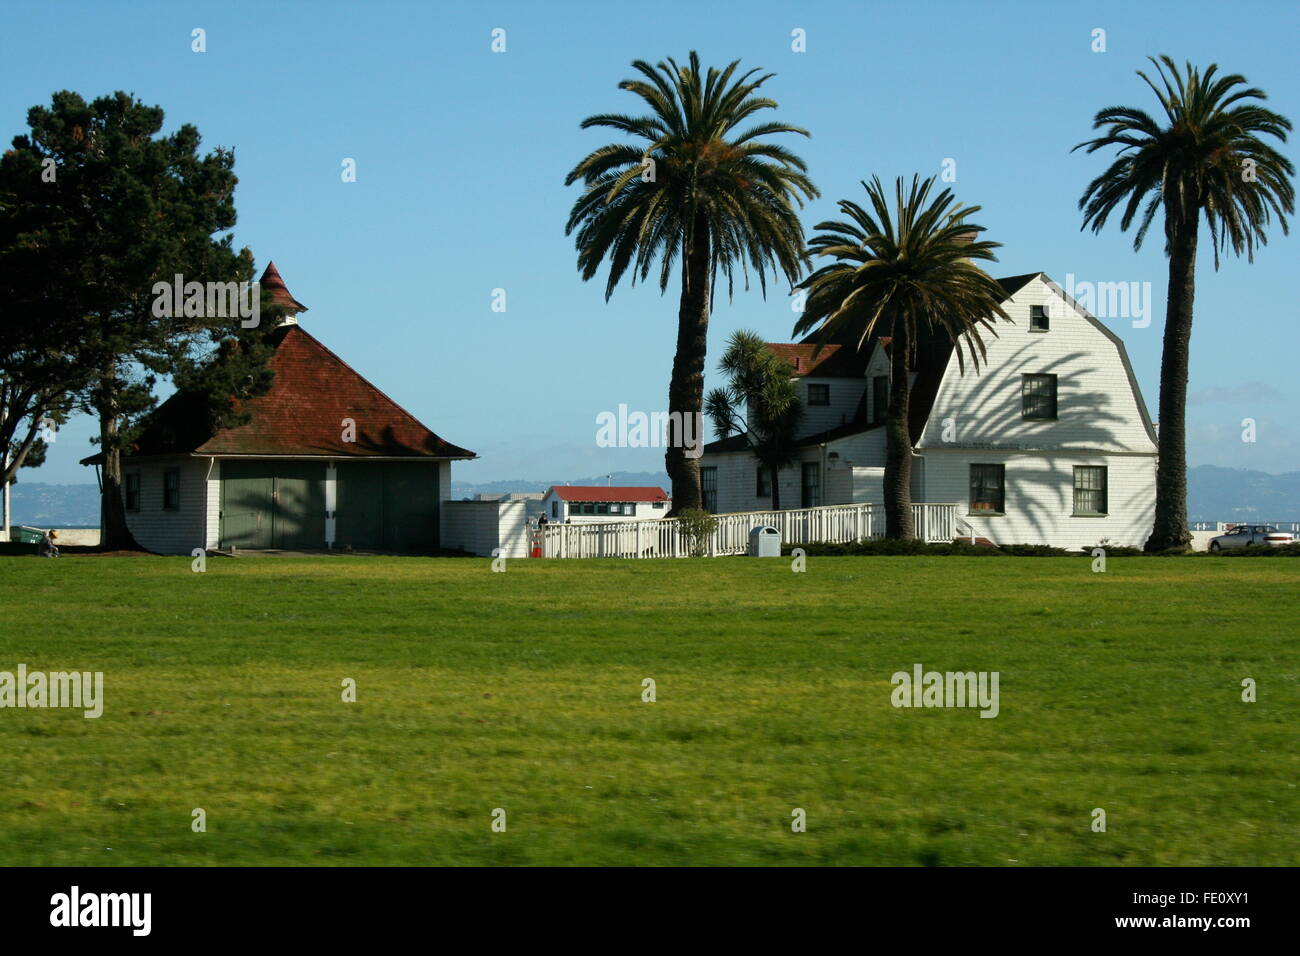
[{"left": 1030, "top": 305, "right": 1050, "bottom": 332}]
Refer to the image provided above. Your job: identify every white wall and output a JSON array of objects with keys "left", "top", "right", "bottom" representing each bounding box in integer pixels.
[
  {"left": 796, "top": 376, "right": 867, "bottom": 436},
  {"left": 921, "top": 448, "right": 1155, "bottom": 549},
  {"left": 916, "top": 276, "right": 1157, "bottom": 455},
  {"left": 540, "top": 490, "right": 666, "bottom": 523},
  {"left": 440, "top": 499, "right": 532, "bottom": 557},
  {"left": 122, "top": 457, "right": 211, "bottom": 555}
]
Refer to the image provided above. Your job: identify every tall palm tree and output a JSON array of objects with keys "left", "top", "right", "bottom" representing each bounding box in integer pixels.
[
  {"left": 565, "top": 52, "right": 817, "bottom": 512},
  {"left": 1074, "top": 56, "right": 1294, "bottom": 551},
  {"left": 705, "top": 329, "right": 804, "bottom": 511},
  {"left": 794, "top": 175, "right": 1008, "bottom": 538}
]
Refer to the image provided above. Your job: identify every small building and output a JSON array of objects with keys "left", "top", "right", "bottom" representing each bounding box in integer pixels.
[
  {"left": 542, "top": 486, "right": 670, "bottom": 523},
  {"left": 82, "top": 263, "right": 475, "bottom": 554}
]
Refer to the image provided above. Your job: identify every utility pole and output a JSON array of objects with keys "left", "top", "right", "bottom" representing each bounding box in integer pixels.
[{"left": 2, "top": 448, "right": 10, "bottom": 542}]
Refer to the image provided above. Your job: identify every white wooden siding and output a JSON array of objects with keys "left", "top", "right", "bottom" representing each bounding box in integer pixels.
[
  {"left": 797, "top": 376, "right": 867, "bottom": 436},
  {"left": 122, "top": 457, "right": 211, "bottom": 555},
  {"left": 917, "top": 276, "right": 1157, "bottom": 454},
  {"left": 922, "top": 449, "right": 1155, "bottom": 549}
]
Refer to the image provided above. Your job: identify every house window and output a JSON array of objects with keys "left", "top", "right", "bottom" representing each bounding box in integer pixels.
[
  {"left": 969, "top": 464, "right": 1005, "bottom": 515},
  {"left": 807, "top": 383, "right": 830, "bottom": 406},
  {"left": 801, "top": 462, "right": 821, "bottom": 508},
  {"left": 872, "top": 375, "right": 889, "bottom": 424},
  {"left": 701, "top": 466, "right": 718, "bottom": 513},
  {"left": 1021, "top": 374, "right": 1057, "bottom": 420},
  {"left": 552, "top": 501, "right": 558, "bottom": 518},
  {"left": 596, "top": 503, "right": 609, "bottom": 515},
  {"left": 653, "top": 501, "right": 666, "bottom": 509},
  {"left": 1030, "top": 305, "right": 1050, "bottom": 332},
  {"left": 1073, "top": 466, "right": 1108, "bottom": 515},
  {"left": 125, "top": 472, "right": 141, "bottom": 512},
  {"left": 756, "top": 467, "right": 771, "bottom": 498},
  {"left": 162, "top": 468, "right": 181, "bottom": 511}
]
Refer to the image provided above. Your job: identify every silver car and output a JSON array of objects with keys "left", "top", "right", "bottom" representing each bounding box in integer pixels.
[{"left": 1208, "top": 524, "right": 1294, "bottom": 551}]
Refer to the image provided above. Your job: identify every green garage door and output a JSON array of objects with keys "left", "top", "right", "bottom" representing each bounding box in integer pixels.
[
  {"left": 336, "top": 461, "right": 440, "bottom": 553},
  {"left": 220, "top": 460, "right": 326, "bottom": 550}
]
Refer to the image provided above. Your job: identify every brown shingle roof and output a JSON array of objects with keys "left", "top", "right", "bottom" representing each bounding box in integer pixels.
[
  {"left": 84, "top": 324, "right": 474, "bottom": 463},
  {"left": 259, "top": 261, "right": 308, "bottom": 314}
]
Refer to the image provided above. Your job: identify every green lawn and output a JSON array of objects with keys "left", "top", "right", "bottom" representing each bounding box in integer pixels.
[{"left": 0, "top": 554, "right": 1295, "bottom": 866}]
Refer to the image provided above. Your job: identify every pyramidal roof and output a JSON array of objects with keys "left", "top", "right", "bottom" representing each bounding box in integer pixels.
[
  {"left": 259, "top": 261, "right": 308, "bottom": 314},
  {"left": 82, "top": 265, "right": 474, "bottom": 463}
]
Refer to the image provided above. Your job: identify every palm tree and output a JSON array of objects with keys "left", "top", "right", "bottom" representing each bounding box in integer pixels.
[
  {"left": 794, "top": 175, "right": 1009, "bottom": 539},
  {"left": 1074, "top": 56, "right": 1294, "bottom": 551},
  {"left": 705, "top": 329, "right": 804, "bottom": 511},
  {"left": 565, "top": 52, "right": 817, "bottom": 513}
]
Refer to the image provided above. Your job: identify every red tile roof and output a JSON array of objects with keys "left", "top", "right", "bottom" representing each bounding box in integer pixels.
[
  {"left": 765, "top": 342, "right": 871, "bottom": 378},
  {"left": 549, "top": 486, "right": 669, "bottom": 503},
  {"left": 260, "top": 261, "right": 308, "bottom": 314},
  {"left": 85, "top": 323, "right": 475, "bottom": 462}
]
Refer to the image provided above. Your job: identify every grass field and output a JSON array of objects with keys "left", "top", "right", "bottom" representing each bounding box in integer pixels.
[{"left": 0, "top": 553, "right": 1296, "bottom": 866}]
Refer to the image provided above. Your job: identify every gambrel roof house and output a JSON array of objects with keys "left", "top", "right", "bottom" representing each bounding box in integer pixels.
[
  {"left": 700, "top": 273, "right": 1159, "bottom": 550},
  {"left": 81, "top": 263, "right": 475, "bottom": 554}
]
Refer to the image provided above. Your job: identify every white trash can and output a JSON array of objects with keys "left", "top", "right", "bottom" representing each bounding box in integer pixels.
[{"left": 748, "top": 525, "right": 781, "bottom": 557}]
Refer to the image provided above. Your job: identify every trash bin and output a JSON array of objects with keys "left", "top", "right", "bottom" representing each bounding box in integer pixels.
[{"left": 748, "top": 525, "right": 781, "bottom": 557}]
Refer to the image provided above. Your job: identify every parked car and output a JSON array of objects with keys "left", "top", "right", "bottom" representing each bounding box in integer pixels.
[{"left": 1208, "top": 524, "right": 1295, "bottom": 551}]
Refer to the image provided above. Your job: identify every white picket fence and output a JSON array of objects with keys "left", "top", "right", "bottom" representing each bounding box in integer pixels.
[{"left": 539, "top": 502, "right": 959, "bottom": 559}]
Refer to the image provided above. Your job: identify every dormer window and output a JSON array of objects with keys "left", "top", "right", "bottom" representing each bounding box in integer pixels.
[
  {"left": 1030, "top": 305, "right": 1050, "bottom": 332},
  {"left": 807, "top": 383, "right": 830, "bottom": 406}
]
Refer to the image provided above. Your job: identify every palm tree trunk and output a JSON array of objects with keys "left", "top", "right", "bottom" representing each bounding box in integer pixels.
[
  {"left": 665, "top": 211, "right": 710, "bottom": 515},
  {"left": 884, "top": 324, "right": 915, "bottom": 539},
  {"left": 1146, "top": 212, "right": 1197, "bottom": 552},
  {"left": 770, "top": 464, "right": 781, "bottom": 511}
]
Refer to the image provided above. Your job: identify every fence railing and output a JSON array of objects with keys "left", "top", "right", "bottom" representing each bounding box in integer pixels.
[
  {"left": 1191, "top": 521, "right": 1300, "bottom": 532},
  {"left": 539, "top": 502, "right": 958, "bottom": 559}
]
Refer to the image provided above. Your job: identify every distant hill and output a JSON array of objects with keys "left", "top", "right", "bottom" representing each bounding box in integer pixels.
[
  {"left": 7, "top": 466, "right": 1297, "bottom": 528},
  {"left": 1186, "top": 465, "right": 1300, "bottom": 523}
]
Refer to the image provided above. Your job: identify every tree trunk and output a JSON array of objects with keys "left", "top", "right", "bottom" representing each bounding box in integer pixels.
[
  {"left": 883, "top": 324, "right": 915, "bottom": 539},
  {"left": 665, "top": 211, "right": 711, "bottom": 515},
  {"left": 770, "top": 464, "right": 781, "bottom": 511},
  {"left": 1146, "top": 207, "right": 1197, "bottom": 552},
  {"left": 97, "top": 371, "right": 143, "bottom": 552}
]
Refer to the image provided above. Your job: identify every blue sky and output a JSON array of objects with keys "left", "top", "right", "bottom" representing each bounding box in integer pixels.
[{"left": 4, "top": 0, "right": 1297, "bottom": 484}]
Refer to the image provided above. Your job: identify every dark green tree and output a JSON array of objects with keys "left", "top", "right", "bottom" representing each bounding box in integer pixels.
[
  {"left": 565, "top": 52, "right": 817, "bottom": 513},
  {"left": 0, "top": 91, "right": 269, "bottom": 549},
  {"left": 794, "top": 176, "right": 1009, "bottom": 538},
  {"left": 1074, "top": 56, "right": 1294, "bottom": 551},
  {"left": 705, "top": 329, "right": 803, "bottom": 511}
]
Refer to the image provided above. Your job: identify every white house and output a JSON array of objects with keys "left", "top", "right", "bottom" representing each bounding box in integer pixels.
[
  {"left": 81, "top": 263, "right": 477, "bottom": 555},
  {"left": 699, "top": 273, "right": 1159, "bottom": 550},
  {"left": 542, "top": 486, "right": 670, "bottom": 523}
]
